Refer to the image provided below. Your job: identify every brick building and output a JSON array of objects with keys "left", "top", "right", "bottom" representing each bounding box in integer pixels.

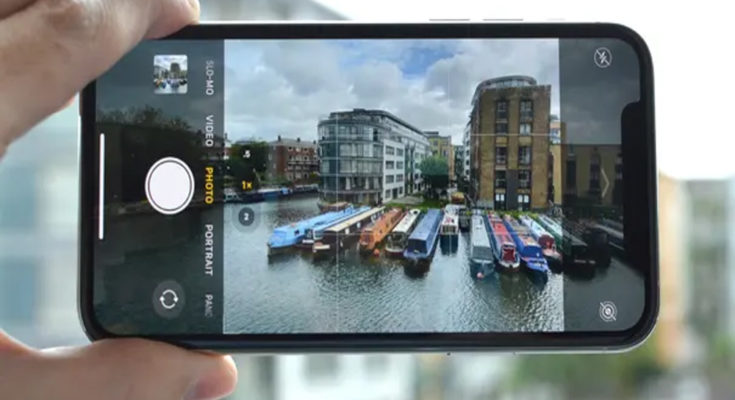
[
  {"left": 560, "top": 143, "right": 623, "bottom": 207},
  {"left": 469, "top": 75, "right": 551, "bottom": 210},
  {"left": 268, "top": 136, "right": 319, "bottom": 184}
]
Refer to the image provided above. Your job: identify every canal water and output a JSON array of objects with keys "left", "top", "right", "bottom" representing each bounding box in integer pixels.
[{"left": 224, "top": 195, "right": 565, "bottom": 333}]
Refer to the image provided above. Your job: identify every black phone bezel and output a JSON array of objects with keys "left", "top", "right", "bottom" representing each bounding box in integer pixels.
[{"left": 79, "top": 22, "right": 658, "bottom": 352}]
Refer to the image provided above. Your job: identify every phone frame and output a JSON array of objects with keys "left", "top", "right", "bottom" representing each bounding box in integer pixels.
[{"left": 79, "top": 22, "right": 658, "bottom": 352}]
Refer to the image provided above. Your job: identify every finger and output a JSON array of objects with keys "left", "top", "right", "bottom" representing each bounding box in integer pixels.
[
  {"left": 0, "top": 329, "right": 32, "bottom": 355},
  {"left": 25, "top": 339, "right": 237, "bottom": 400},
  {"left": 0, "top": 0, "right": 35, "bottom": 19},
  {"left": 0, "top": 0, "right": 200, "bottom": 147}
]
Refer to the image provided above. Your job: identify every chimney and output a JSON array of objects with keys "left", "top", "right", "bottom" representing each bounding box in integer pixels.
[
  {"left": 278, "top": 135, "right": 281, "bottom": 142},
  {"left": 297, "top": 137, "right": 301, "bottom": 142}
]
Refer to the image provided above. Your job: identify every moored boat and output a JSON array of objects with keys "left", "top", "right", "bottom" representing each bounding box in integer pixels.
[
  {"left": 536, "top": 215, "right": 597, "bottom": 274},
  {"left": 359, "top": 208, "right": 405, "bottom": 254},
  {"left": 439, "top": 206, "right": 460, "bottom": 253},
  {"left": 268, "top": 206, "right": 356, "bottom": 255},
  {"left": 487, "top": 213, "right": 520, "bottom": 270},
  {"left": 519, "top": 215, "right": 563, "bottom": 270},
  {"left": 469, "top": 214, "right": 494, "bottom": 279},
  {"left": 588, "top": 221, "right": 624, "bottom": 255},
  {"left": 315, "top": 207, "right": 386, "bottom": 254},
  {"left": 503, "top": 216, "right": 550, "bottom": 277},
  {"left": 301, "top": 206, "right": 369, "bottom": 248},
  {"left": 403, "top": 209, "right": 443, "bottom": 265},
  {"left": 385, "top": 209, "right": 421, "bottom": 256}
]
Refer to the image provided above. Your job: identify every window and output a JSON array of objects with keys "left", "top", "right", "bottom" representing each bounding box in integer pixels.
[
  {"left": 495, "top": 147, "right": 507, "bottom": 165},
  {"left": 494, "top": 193, "right": 506, "bottom": 210},
  {"left": 496, "top": 100, "right": 508, "bottom": 120},
  {"left": 520, "top": 123, "right": 532, "bottom": 135},
  {"left": 589, "top": 152, "right": 601, "bottom": 192},
  {"left": 386, "top": 145, "right": 394, "bottom": 155},
  {"left": 495, "top": 170, "right": 506, "bottom": 188},
  {"left": 519, "top": 170, "right": 531, "bottom": 189},
  {"left": 495, "top": 122, "right": 508, "bottom": 134},
  {"left": 615, "top": 153, "right": 623, "bottom": 180},
  {"left": 518, "top": 146, "right": 531, "bottom": 165},
  {"left": 399, "top": 187, "right": 403, "bottom": 195},
  {"left": 385, "top": 161, "right": 394, "bottom": 170},
  {"left": 386, "top": 175, "right": 395, "bottom": 183},
  {"left": 520, "top": 100, "right": 533, "bottom": 120},
  {"left": 518, "top": 194, "right": 530, "bottom": 211},
  {"left": 385, "top": 190, "right": 391, "bottom": 198},
  {"left": 566, "top": 160, "right": 576, "bottom": 188},
  {"left": 396, "top": 148, "right": 404, "bottom": 156},
  {"left": 397, "top": 174, "right": 404, "bottom": 182},
  {"left": 396, "top": 161, "right": 404, "bottom": 169}
]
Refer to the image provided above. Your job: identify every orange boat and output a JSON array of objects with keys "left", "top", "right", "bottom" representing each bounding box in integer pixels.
[{"left": 358, "top": 208, "right": 405, "bottom": 254}]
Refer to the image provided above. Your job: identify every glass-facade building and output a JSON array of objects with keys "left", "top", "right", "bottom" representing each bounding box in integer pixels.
[{"left": 317, "top": 109, "right": 430, "bottom": 205}]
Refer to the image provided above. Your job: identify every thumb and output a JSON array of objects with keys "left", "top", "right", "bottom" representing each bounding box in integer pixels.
[{"left": 15, "top": 338, "right": 237, "bottom": 400}]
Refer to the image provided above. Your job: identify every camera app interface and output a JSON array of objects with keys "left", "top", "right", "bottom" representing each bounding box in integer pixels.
[{"left": 93, "top": 38, "right": 643, "bottom": 335}]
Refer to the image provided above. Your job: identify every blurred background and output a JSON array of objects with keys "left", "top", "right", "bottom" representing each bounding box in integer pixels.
[{"left": 2, "top": 1, "right": 734, "bottom": 399}]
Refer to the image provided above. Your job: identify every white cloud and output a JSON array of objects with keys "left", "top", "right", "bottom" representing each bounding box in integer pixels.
[{"left": 225, "top": 39, "right": 559, "bottom": 146}]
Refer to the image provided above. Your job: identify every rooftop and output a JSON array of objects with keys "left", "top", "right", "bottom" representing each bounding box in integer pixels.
[
  {"left": 270, "top": 136, "right": 317, "bottom": 148},
  {"left": 322, "top": 108, "right": 427, "bottom": 138}
]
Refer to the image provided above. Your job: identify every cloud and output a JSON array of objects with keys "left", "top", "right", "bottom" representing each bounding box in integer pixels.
[{"left": 225, "top": 39, "right": 560, "bottom": 146}]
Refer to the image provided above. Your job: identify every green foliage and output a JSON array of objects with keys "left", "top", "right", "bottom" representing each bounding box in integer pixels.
[
  {"left": 98, "top": 106, "right": 191, "bottom": 130},
  {"left": 501, "top": 338, "right": 665, "bottom": 398},
  {"left": 418, "top": 156, "right": 450, "bottom": 197}
]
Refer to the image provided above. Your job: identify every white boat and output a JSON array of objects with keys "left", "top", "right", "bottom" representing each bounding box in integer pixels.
[
  {"left": 385, "top": 209, "right": 421, "bottom": 256},
  {"left": 469, "top": 215, "right": 494, "bottom": 278}
]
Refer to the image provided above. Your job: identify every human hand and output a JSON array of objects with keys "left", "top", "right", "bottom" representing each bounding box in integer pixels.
[
  {"left": 0, "top": 1, "right": 237, "bottom": 399},
  {"left": 0, "top": 0, "right": 201, "bottom": 156},
  {"left": 0, "top": 330, "right": 237, "bottom": 400}
]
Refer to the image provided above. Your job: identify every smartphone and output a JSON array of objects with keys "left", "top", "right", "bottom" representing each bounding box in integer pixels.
[{"left": 79, "top": 22, "right": 658, "bottom": 352}]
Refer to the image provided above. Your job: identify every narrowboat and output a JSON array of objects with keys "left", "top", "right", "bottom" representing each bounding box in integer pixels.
[
  {"left": 566, "top": 220, "right": 612, "bottom": 267},
  {"left": 469, "top": 214, "right": 494, "bottom": 278},
  {"left": 535, "top": 215, "right": 597, "bottom": 274},
  {"left": 589, "top": 221, "right": 624, "bottom": 255},
  {"left": 487, "top": 213, "right": 520, "bottom": 270},
  {"left": 267, "top": 206, "right": 356, "bottom": 255},
  {"left": 314, "top": 207, "right": 385, "bottom": 254},
  {"left": 385, "top": 209, "right": 421, "bottom": 256},
  {"left": 445, "top": 204, "right": 470, "bottom": 231},
  {"left": 301, "top": 206, "right": 369, "bottom": 248},
  {"left": 439, "top": 206, "right": 460, "bottom": 253},
  {"left": 403, "top": 209, "right": 443, "bottom": 265},
  {"left": 519, "top": 215, "right": 563, "bottom": 270},
  {"left": 358, "top": 208, "right": 405, "bottom": 254},
  {"left": 503, "top": 216, "right": 550, "bottom": 277}
]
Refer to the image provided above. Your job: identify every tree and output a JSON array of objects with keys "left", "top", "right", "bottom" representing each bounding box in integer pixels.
[{"left": 418, "top": 156, "right": 449, "bottom": 198}]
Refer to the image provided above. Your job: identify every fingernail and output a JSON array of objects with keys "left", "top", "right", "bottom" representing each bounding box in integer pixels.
[{"left": 185, "top": 356, "right": 237, "bottom": 400}]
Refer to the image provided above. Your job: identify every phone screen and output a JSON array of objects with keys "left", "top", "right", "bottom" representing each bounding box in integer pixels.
[{"left": 90, "top": 35, "right": 646, "bottom": 338}]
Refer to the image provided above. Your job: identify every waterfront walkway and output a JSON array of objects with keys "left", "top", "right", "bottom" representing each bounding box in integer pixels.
[{"left": 388, "top": 195, "right": 423, "bottom": 205}]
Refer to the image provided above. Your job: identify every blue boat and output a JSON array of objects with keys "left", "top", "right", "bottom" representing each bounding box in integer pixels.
[
  {"left": 503, "top": 215, "right": 550, "bottom": 276},
  {"left": 302, "top": 206, "right": 371, "bottom": 247},
  {"left": 267, "top": 206, "right": 357, "bottom": 255},
  {"left": 403, "top": 209, "right": 443, "bottom": 265}
]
